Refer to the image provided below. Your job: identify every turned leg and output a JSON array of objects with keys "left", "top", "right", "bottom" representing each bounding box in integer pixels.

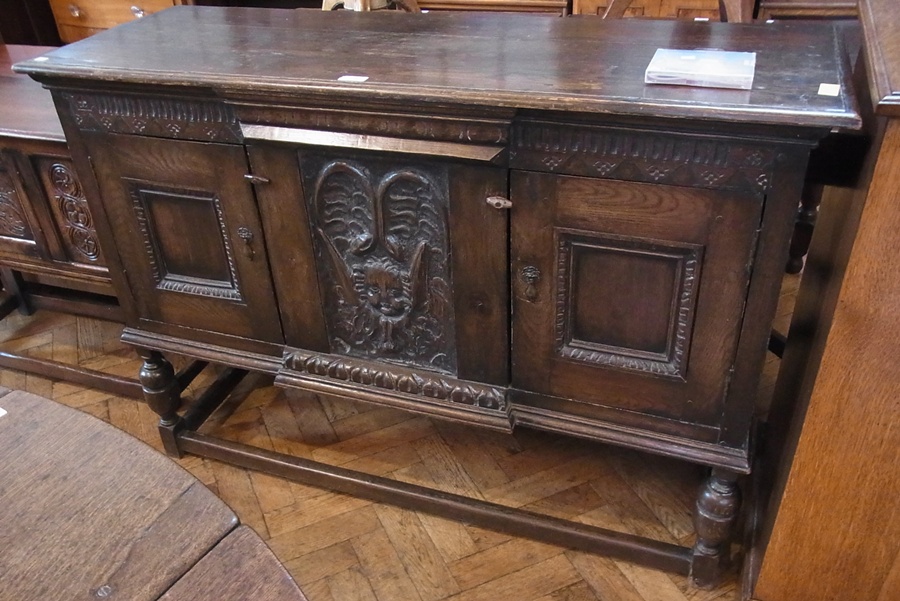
[
  {"left": 786, "top": 182, "right": 823, "bottom": 274},
  {"left": 691, "top": 469, "right": 741, "bottom": 588},
  {"left": 137, "top": 349, "right": 183, "bottom": 457}
]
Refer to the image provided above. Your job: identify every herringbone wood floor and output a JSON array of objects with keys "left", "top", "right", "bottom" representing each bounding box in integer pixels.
[{"left": 0, "top": 274, "right": 799, "bottom": 601}]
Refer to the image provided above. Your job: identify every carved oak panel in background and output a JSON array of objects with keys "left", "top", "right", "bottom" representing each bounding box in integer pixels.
[
  {"left": 0, "top": 168, "right": 34, "bottom": 241},
  {"left": 32, "top": 158, "right": 104, "bottom": 265}
]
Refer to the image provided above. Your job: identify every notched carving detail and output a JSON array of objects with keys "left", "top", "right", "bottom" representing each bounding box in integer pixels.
[
  {"left": 128, "top": 181, "right": 243, "bottom": 300},
  {"left": 286, "top": 350, "right": 506, "bottom": 411},
  {"left": 47, "top": 162, "right": 101, "bottom": 261},
  {"left": 61, "top": 92, "right": 241, "bottom": 143},
  {"left": 0, "top": 170, "right": 32, "bottom": 240},
  {"left": 307, "top": 158, "right": 456, "bottom": 374},
  {"left": 513, "top": 124, "right": 775, "bottom": 194},
  {"left": 556, "top": 233, "right": 702, "bottom": 378}
]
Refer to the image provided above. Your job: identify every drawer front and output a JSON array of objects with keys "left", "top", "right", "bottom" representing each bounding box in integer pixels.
[{"left": 51, "top": 0, "right": 174, "bottom": 31}]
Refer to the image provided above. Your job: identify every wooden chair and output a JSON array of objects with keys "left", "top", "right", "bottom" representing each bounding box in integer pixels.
[{"left": 322, "top": 0, "right": 421, "bottom": 11}]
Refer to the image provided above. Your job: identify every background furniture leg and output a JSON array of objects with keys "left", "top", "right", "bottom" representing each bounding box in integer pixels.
[
  {"left": 137, "top": 348, "right": 183, "bottom": 457},
  {"left": 691, "top": 468, "right": 741, "bottom": 587},
  {"left": 0, "top": 268, "right": 34, "bottom": 315}
]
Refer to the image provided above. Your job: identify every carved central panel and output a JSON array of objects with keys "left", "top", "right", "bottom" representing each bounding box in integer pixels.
[
  {"left": 302, "top": 155, "right": 456, "bottom": 374},
  {"left": 0, "top": 169, "right": 33, "bottom": 240}
]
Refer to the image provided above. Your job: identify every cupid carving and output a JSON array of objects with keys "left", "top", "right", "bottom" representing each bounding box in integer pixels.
[{"left": 312, "top": 160, "right": 455, "bottom": 372}]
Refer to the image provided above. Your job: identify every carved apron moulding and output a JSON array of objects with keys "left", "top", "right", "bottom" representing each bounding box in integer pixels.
[{"left": 287, "top": 351, "right": 506, "bottom": 411}]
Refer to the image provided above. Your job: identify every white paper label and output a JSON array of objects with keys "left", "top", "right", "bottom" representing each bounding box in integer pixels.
[
  {"left": 0, "top": 407, "right": 7, "bottom": 418},
  {"left": 818, "top": 83, "right": 840, "bottom": 97},
  {"left": 338, "top": 75, "right": 369, "bottom": 83}
]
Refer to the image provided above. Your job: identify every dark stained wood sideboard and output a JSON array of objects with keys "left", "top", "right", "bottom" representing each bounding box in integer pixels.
[
  {"left": 0, "top": 44, "right": 111, "bottom": 300},
  {"left": 16, "top": 7, "right": 859, "bottom": 587}
]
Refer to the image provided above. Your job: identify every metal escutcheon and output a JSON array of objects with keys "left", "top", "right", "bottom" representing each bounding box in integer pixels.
[
  {"left": 237, "top": 227, "right": 255, "bottom": 261},
  {"left": 520, "top": 266, "right": 541, "bottom": 302}
]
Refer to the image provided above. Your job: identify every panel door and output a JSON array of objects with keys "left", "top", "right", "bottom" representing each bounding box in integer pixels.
[
  {"left": 251, "top": 144, "right": 509, "bottom": 385},
  {"left": 510, "top": 172, "right": 762, "bottom": 429},
  {"left": 84, "top": 133, "right": 282, "bottom": 343}
]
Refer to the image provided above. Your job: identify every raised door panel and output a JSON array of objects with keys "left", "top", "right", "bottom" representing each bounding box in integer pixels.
[
  {"left": 83, "top": 133, "right": 282, "bottom": 343},
  {"left": 510, "top": 172, "right": 762, "bottom": 435}
]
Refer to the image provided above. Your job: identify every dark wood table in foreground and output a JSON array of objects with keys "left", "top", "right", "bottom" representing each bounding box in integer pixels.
[{"left": 0, "top": 388, "right": 308, "bottom": 601}]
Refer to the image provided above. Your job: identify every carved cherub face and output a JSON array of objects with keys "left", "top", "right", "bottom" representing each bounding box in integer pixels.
[{"left": 354, "top": 257, "right": 411, "bottom": 320}]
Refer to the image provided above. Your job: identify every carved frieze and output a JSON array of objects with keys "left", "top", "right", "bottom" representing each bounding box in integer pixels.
[
  {"left": 555, "top": 232, "right": 702, "bottom": 379},
  {"left": 45, "top": 161, "right": 101, "bottom": 262},
  {"left": 286, "top": 350, "right": 506, "bottom": 411},
  {"left": 511, "top": 123, "right": 775, "bottom": 195},
  {"left": 0, "top": 170, "right": 32, "bottom": 240},
  {"left": 303, "top": 156, "right": 456, "bottom": 374},
  {"left": 59, "top": 91, "right": 242, "bottom": 143}
]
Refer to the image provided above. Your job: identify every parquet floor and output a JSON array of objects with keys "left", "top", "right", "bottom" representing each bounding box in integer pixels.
[{"left": 0, "top": 273, "right": 799, "bottom": 601}]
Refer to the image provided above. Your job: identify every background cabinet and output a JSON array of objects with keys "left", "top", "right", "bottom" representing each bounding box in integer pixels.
[
  {"left": 49, "top": 0, "right": 189, "bottom": 43},
  {"left": 572, "top": 0, "right": 720, "bottom": 18}
]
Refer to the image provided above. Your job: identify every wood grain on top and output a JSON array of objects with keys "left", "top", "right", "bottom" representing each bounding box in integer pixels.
[
  {"left": 14, "top": 7, "right": 860, "bottom": 130},
  {"left": 0, "top": 390, "right": 238, "bottom": 601},
  {"left": 0, "top": 44, "right": 64, "bottom": 141},
  {"left": 859, "top": 0, "right": 900, "bottom": 116}
]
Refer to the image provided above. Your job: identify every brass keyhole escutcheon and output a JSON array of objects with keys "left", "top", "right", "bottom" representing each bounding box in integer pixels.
[
  {"left": 237, "top": 227, "right": 255, "bottom": 261},
  {"left": 520, "top": 265, "right": 541, "bottom": 302}
]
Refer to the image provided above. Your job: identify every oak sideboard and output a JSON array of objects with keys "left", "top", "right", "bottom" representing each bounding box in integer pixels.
[{"left": 17, "top": 7, "right": 859, "bottom": 586}]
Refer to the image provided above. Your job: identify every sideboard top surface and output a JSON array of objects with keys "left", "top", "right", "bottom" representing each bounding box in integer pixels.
[
  {"left": 0, "top": 44, "right": 64, "bottom": 142},
  {"left": 15, "top": 7, "right": 860, "bottom": 131}
]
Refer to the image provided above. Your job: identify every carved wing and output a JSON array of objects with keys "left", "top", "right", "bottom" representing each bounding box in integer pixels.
[
  {"left": 314, "top": 161, "right": 376, "bottom": 304},
  {"left": 315, "top": 161, "right": 376, "bottom": 256},
  {"left": 378, "top": 171, "right": 444, "bottom": 264},
  {"left": 378, "top": 171, "right": 448, "bottom": 313}
]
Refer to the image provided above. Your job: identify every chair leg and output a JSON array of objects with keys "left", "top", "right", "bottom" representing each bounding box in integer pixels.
[
  {"left": 603, "top": 0, "right": 634, "bottom": 19},
  {"left": 719, "top": 0, "right": 755, "bottom": 22}
]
